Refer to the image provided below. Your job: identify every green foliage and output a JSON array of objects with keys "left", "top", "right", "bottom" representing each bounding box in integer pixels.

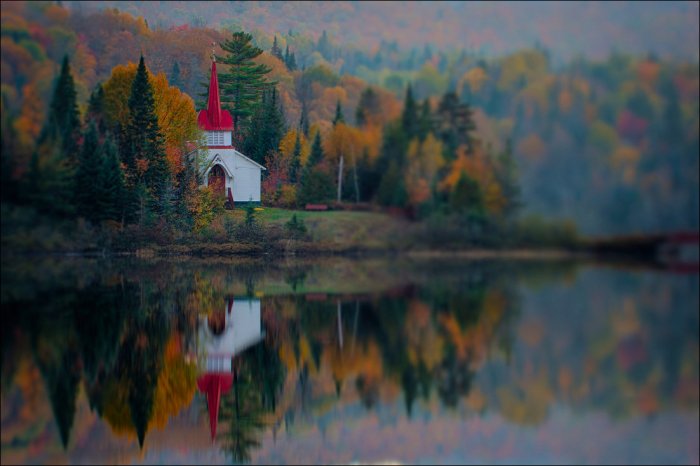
[
  {"left": 332, "top": 99, "right": 345, "bottom": 126},
  {"left": 242, "top": 88, "right": 286, "bottom": 165},
  {"left": 96, "top": 136, "right": 125, "bottom": 223},
  {"left": 125, "top": 56, "right": 169, "bottom": 216},
  {"left": 289, "top": 132, "right": 302, "bottom": 183},
  {"left": 298, "top": 167, "right": 335, "bottom": 205},
  {"left": 285, "top": 213, "right": 308, "bottom": 237},
  {"left": 218, "top": 31, "right": 275, "bottom": 133},
  {"left": 449, "top": 172, "right": 484, "bottom": 214},
  {"left": 74, "top": 121, "right": 102, "bottom": 222},
  {"left": 245, "top": 203, "right": 257, "bottom": 227},
  {"left": 44, "top": 55, "right": 80, "bottom": 161}
]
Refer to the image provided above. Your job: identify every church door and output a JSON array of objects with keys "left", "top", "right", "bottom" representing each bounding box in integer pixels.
[{"left": 208, "top": 164, "right": 226, "bottom": 198}]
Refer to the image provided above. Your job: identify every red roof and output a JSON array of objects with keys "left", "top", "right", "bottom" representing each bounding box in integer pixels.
[
  {"left": 196, "top": 372, "right": 234, "bottom": 441},
  {"left": 197, "top": 60, "right": 234, "bottom": 131}
]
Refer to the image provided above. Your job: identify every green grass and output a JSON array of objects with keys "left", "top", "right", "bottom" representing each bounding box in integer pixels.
[{"left": 225, "top": 206, "right": 410, "bottom": 247}]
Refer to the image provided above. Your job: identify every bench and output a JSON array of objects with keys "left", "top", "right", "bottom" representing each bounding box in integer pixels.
[{"left": 305, "top": 204, "right": 328, "bottom": 211}]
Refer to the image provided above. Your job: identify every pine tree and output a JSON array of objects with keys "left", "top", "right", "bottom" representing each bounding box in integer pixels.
[
  {"left": 299, "top": 102, "right": 309, "bottom": 136},
  {"left": 494, "top": 138, "right": 521, "bottom": 220},
  {"left": 401, "top": 84, "right": 419, "bottom": 136},
  {"left": 271, "top": 36, "right": 284, "bottom": 61},
  {"left": 45, "top": 55, "right": 81, "bottom": 162},
  {"left": 436, "top": 90, "right": 476, "bottom": 156},
  {"left": 97, "top": 135, "right": 125, "bottom": 222},
  {"left": 356, "top": 87, "right": 378, "bottom": 127},
  {"left": 288, "top": 52, "right": 297, "bottom": 71},
  {"left": 218, "top": 31, "right": 275, "bottom": 133},
  {"left": 333, "top": 99, "right": 345, "bottom": 126},
  {"left": 74, "top": 121, "right": 102, "bottom": 222},
  {"left": 308, "top": 131, "right": 324, "bottom": 166},
  {"left": 317, "top": 30, "right": 334, "bottom": 60},
  {"left": 126, "top": 55, "right": 169, "bottom": 214},
  {"left": 290, "top": 132, "right": 302, "bottom": 183},
  {"left": 418, "top": 99, "right": 432, "bottom": 141},
  {"left": 242, "top": 87, "right": 285, "bottom": 164},
  {"left": 170, "top": 61, "right": 183, "bottom": 89},
  {"left": 450, "top": 172, "right": 483, "bottom": 213},
  {"left": 86, "top": 83, "right": 106, "bottom": 135}
]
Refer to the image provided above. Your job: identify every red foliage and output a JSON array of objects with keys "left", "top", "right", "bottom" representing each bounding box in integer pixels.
[{"left": 616, "top": 109, "right": 649, "bottom": 141}]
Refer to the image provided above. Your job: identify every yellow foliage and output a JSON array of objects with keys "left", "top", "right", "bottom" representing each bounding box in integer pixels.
[
  {"left": 103, "top": 62, "right": 199, "bottom": 171},
  {"left": 460, "top": 67, "right": 488, "bottom": 93},
  {"left": 279, "top": 129, "right": 310, "bottom": 165},
  {"left": 404, "top": 134, "right": 445, "bottom": 206}
]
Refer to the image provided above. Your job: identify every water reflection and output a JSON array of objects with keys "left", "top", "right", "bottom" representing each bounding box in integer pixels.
[{"left": 1, "top": 258, "right": 698, "bottom": 464}]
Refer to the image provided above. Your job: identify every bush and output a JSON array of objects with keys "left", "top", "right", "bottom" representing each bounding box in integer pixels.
[{"left": 285, "top": 214, "right": 308, "bottom": 239}]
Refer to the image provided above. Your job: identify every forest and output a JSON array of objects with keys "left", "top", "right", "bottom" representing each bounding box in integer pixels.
[{"left": 1, "top": 1, "right": 698, "bottom": 255}]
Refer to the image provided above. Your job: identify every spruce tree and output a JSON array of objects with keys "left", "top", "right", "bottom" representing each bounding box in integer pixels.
[
  {"left": 418, "top": 99, "right": 432, "bottom": 141},
  {"left": 299, "top": 102, "right": 309, "bottom": 136},
  {"left": 271, "top": 36, "right": 284, "bottom": 61},
  {"left": 170, "top": 61, "right": 183, "bottom": 89},
  {"left": 288, "top": 52, "right": 297, "bottom": 71},
  {"left": 45, "top": 55, "right": 81, "bottom": 161},
  {"left": 356, "top": 87, "right": 379, "bottom": 127},
  {"left": 97, "top": 135, "right": 125, "bottom": 222},
  {"left": 290, "top": 132, "right": 302, "bottom": 183},
  {"left": 308, "top": 131, "right": 324, "bottom": 166},
  {"left": 218, "top": 31, "right": 275, "bottom": 133},
  {"left": 436, "top": 90, "right": 476, "bottom": 156},
  {"left": 242, "top": 87, "right": 285, "bottom": 164},
  {"left": 333, "top": 99, "right": 345, "bottom": 126},
  {"left": 126, "top": 55, "right": 169, "bottom": 214},
  {"left": 86, "top": 83, "right": 106, "bottom": 135},
  {"left": 401, "top": 84, "right": 419, "bottom": 136},
  {"left": 74, "top": 121, "right": 102, "bottom": 223}
]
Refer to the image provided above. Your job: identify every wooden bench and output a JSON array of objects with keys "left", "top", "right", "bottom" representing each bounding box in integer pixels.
[{"left": 305, "top": 204, "right": 328, "bottom": 211}]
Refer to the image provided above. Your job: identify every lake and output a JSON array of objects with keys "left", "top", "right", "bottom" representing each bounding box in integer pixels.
[{"left": 1, "top": 256, "right": 698, "bottom": 465}]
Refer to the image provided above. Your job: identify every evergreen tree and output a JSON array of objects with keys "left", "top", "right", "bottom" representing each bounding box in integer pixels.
[
  {"left": 45, "top": 55, "right": 81, "bottom": 161},
  {"left": 126, "top": 55, "right": 169, "bottom": 214},
  {"left": 86, "top": 84, "right": 107, "bottom": 137},
  {"left": 333, "top": 99, "right": 345, "bottom": 126},
  {"left": 74, "top": 121, "right": 102, "bottom": 223},
  {"left": 218, "top": 31, "right": 275, "bottom": 133},
  {"left": 355, "top": 87, "right": 379, "bottom": 127},
  {"left": 170, "top": 61, "right": 183, "bottom": 89},
  {"left": 284, "top": 45, "right": 297, "bottom": 71},
  {"left": 436, "top": 91, "right": 476, "bottom": 156},
  {"left": 271, "top": 36, "right": 284, "bottom": 61},
  {"left": 450, "top": 172, "right": 483, "bottom": 213},
  {"left": 290, "top": 132, "right": 302, "bottom": 183},
  {"left": 24, "top": 136, "right": 75, "bottom": 217},
  {"left": 317, "top": 30, "right": 332, "bottom": 59},
  {"left": 418, "top": 99, "right": 433, "bottom": 141},
  {"left": 242, "top": 87, "right": 285, "bottom": 164},
  {"left": 376, "top": 160, "right": 407, "bottom": 207},
  {"left": 308, "top": 131, "right": 324, "bottom": 166},
  {"left": 97, "top": 136, "right": 126, "bottom": 222},
  {"left": 401, "top": 84, "right": 419, "bottom": 136},
  {"left": 298, "top": 131, "right": 333, "bottom": 204},
  {"left": 495, "top": 138, "right": 521, "bottom": 220},
  {"left": 299, "top": 102, "right": 309, "bottom": 136}
]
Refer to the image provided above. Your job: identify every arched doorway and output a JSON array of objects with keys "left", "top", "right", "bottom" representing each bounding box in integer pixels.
[{"left": 208, "top": 164, "right": 226, "bottom": 198}]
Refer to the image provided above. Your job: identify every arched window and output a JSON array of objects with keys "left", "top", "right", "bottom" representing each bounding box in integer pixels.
[{"left": 208, "top": 164, "right": 226, "bottom": 196}]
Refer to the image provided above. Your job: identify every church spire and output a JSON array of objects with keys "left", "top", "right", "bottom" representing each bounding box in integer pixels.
[
  {"left": 197, "top": 44, "right": 234, "bottom": 133},
  {"left": 206, "top": 60, "right": 222, "bottom": 128}
]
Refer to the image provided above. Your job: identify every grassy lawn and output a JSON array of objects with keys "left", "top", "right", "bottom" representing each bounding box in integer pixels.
[{"left": 225, "top": 206, "right": 411, "bottom": 247}]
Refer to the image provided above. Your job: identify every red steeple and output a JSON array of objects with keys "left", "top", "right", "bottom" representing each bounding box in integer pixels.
[
  {"left": 197, "top": 372, "right": 234, "bottom": 442},
  {"left": 197, "top": 58, "right": 234, "bottom": 132}
]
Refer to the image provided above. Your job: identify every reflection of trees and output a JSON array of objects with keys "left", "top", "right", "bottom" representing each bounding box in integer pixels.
[{"left": 218, "top": 342, "right": 285, "bottom": 463}]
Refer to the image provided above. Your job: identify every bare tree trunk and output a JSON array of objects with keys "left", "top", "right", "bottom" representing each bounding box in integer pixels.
[{"left": 337, "top": 154, "right": 344, "bottom": 203}]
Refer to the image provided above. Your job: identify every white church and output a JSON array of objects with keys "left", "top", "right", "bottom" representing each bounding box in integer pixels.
[{"left": 198, "top": 57, "right": 265, "bottom": 206}]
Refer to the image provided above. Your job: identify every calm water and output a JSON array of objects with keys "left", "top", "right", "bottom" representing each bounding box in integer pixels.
[{"left": 1, "top": 257, "right": 698, "bottom": 465}]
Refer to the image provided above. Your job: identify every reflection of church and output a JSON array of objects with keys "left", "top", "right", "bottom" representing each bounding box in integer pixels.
[{"left": 193, "top": 297, "right": 263, "bottom": 441}]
